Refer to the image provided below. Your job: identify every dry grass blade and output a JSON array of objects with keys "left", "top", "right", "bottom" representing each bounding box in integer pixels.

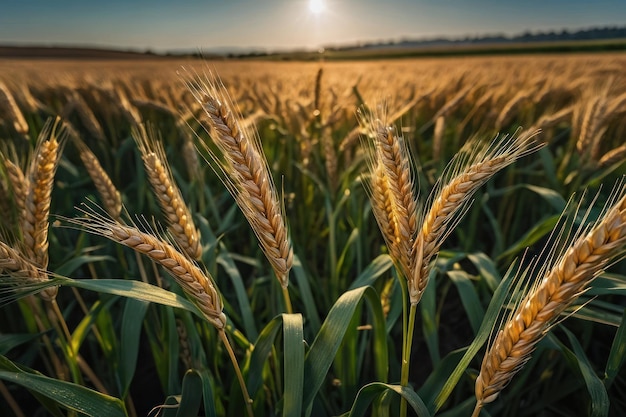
[
  {"left": 74, "top": 139, "right": 122, "bottom": 221},
  {"left": 69, "top": 207, "right": 225, "bottom": 329},
  {"left": 183, "top": 70, "right": 293, "bottom": 288},
  {"left": 474, "top": 183, "right": 626, "bottom": 414},
  {"left": 418, "top": 132, "right": 541, "bottom": 303},
  {"left": 134, "top": 125, "right": 203, "bottom": 260},
  {"left": 22, "top": 118, "right": 65, "bottom": 271}
]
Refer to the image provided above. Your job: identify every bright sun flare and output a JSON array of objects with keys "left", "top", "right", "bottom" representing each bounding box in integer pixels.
[{"left": 308, "top": 0, "right": 325, "bottom": 14}]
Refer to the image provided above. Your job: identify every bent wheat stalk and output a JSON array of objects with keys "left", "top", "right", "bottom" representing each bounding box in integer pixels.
[
  {"left": 473, "top": 183, "right": 626, "bottom": 416},
  {"left": 183, "top": 70, "right": 293, "bottom": 310}
]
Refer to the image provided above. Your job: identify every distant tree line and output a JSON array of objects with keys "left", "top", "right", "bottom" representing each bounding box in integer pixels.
[{"left": 331, "top": 25, "right": 626, "bottom": 51}]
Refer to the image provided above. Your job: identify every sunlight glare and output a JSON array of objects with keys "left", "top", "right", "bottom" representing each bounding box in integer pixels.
[{"left": 308, "top": 0, "right": 325, "bottom": 15}]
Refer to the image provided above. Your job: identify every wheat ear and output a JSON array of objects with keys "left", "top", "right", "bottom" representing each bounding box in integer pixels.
[
  {"left": 0, "top": 81, "right": 29, "bottom": 137},
  {"left": 576, "top": 95, "right": 607, "bottom": 160},
  {"left": 21, "top": 119, "right": 64, "bottom": 270},
  {"left": 69, "top": 208, "right": 225, "bottom": 329},
  {"left": 2, "top": 158, "right": 28, "bottom": 224},
  {"left": 417, "top": 132, "right": 541, "bottom": 303},
  {"left": 363, "top": 114, "right": 420, "bottom": 301},
  {"left": 74, "top": 139, "right": 122, "bottom": 221},
  {"left": 496, "top": 92, "right": 529, "bottom": 130},
  {"left": 134, "top": 125, "right": 203, "bottom": 260},
  {"left": 370, "top": 163, "right": 404, "bottom": 266},
  {"left": 184, "top": 71, "right": 293, "bottom": 289},
  {"left": 532, "top": 106, "right": 574, "bottom": 134},
  {"left": 0, "top": 241, "right": 43, "bottom": 281},
  {"left": 599, "top": 144, "right": 626, "bottom": 168},
  {"left": 473, "top": 183, "right": 626, "bottom": 415},
  {"left": 70, "top": 92, "right": 106, "bottom": 142}
]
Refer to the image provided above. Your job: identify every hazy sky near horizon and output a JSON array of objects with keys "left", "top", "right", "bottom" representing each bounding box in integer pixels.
[{"left": 1, "top": 0, "right": 625, "bottom": 52}]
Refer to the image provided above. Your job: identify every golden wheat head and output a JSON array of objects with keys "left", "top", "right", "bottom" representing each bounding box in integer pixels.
[
  {"left": 133, "top": 124, "right": 203, "bottom": 261},
  {"left": 474, "top": 181, "right": 626, "bottom": 415},
  {"left": 68, "top": 205, "right": 226, "bottom": 329},
  {"left": 182, "top": 69, "right": 293, "bottom": 288}
]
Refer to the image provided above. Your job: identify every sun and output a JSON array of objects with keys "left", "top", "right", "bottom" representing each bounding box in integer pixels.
[{"left": 308, "top": 0, "right": 326, "bottom": 14}]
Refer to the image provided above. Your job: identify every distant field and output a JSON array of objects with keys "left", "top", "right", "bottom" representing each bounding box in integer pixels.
[
  {"left": 1, "top": 37, "right": 625, "bottom": 61},
  {"left": 1, "top": 53, "right": 625, "bottom": 417}
]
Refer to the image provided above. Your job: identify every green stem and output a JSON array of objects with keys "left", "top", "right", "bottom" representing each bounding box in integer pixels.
[
  {"left": 48, "top": 300, "right": 83, "bottom": 385},
  {"left": 282, "top": 286, "right": 293, "bottom": 314},
  {"left": 0, "top": 380, "right": 25, "bottom": 417},
  {"left": 326, "top": 198, "right": 338, "bottom": 300},
  {"left": 219, "top": 330, "right": 254, "bottom": 417},
  {"left": 400, "top": 303, "right": 417, "bottom": 417}
]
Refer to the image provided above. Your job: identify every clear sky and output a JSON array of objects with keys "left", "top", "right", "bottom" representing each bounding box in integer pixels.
[{"left": 1, "top": 0, "right": 625, "bottom": 52}]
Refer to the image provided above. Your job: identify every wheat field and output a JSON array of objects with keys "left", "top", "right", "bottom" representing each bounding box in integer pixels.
[{"left": 0, "top": 53, "right": 625, "bottom": 417}]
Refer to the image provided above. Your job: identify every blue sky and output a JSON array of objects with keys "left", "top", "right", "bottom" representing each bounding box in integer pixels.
[{"left": 1, "top": 0, "right": 625, "bottom": 52}]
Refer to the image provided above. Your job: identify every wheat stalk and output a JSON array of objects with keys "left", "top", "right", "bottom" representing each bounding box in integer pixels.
[
  {"left": 134, "top": 125, "right": 203, "bottom": 260},
  {"left": 473, "top": 183, "right": 626, "bottom": 415},
  {"left": 183, "top": 70, "right": 293, "bottom": 289}
]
